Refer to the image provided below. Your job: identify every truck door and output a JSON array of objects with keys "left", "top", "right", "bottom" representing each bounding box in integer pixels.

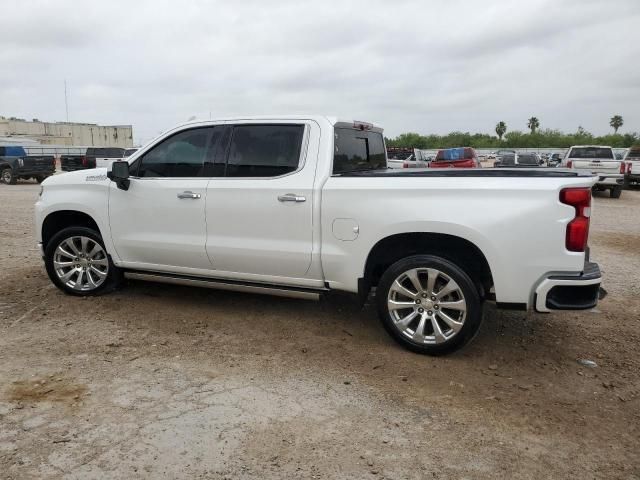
[
  {"left": 205, "top": 121, "right": 318, "bottom": 279},
  {"left": 108, "top": 126, "right": 220, "bottom": 271}
]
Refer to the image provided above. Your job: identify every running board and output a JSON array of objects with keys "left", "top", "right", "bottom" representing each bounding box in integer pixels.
[{"left": 124, "top": 271, "right": 326, "bottom": 301}]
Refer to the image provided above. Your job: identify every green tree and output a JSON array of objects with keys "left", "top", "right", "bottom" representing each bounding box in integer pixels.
[
  {"left": 527, "top": 117, "right": 540, "bottom": 134},
  {"left": 495, "top": 121, "right": 507, "bottom": 141},
  {"left": 609, "top": 115, "right": 623, "bottom": 134}
]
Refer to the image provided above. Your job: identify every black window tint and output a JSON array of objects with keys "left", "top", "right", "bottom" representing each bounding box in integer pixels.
[
  {"left": 138, "top": 128, "right": 211, "bottom": 177},
  {"left": 226, "top": 125, "right": 304, "bottom": 178},
  {"left": 568, "top": 147, "right": 614, "bottom": 159},
  {"left": 333, "top": 128, "right": 386, "bottom": 174},
  {"left": 86, "top": 147, "right": 124, "bottom": 157}
]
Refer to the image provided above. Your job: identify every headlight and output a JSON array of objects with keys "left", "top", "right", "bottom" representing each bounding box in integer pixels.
[{"left": 18, "top": 158, "right": 24, "bottom": 167}]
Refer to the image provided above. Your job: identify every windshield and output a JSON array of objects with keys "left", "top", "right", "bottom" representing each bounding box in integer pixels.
[
  {"left": 333, "top": 128, "right": 386, "bottom": 174},
  {"left": 568, "top": 147, "right": 613, "bottom": 159},
  {"left": 387, "top": 150, "right": 413, "bottom": 160},
  {"left": 518, "top": 154, "right": 538, "bottom": 165}
]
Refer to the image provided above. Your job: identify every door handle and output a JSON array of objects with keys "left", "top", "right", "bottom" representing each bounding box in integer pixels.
[
  {"left": 277, "top": 193, "right": 306, "bottom": 203},
  {"left": 177, "top": 191, "right": 201, "bottom": 199}
]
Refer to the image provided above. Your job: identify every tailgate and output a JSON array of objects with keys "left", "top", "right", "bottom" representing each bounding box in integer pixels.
[
  {"left": 22, "top": 156, "right": 54, "bottom": 171},
  {"left": 572, "top": 159, "right": 621, "bottom": 173}
]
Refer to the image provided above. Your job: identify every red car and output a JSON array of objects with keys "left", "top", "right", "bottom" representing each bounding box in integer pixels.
[{"left": 429, "top": 147, "right": 480, "bottom": 168}]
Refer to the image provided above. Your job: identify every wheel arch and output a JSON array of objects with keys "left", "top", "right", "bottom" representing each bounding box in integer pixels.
[
  {"left": 41, "top": 210, "right": 102, "bottom": 250},
  {"left": 361, "top": 232, "right": 494, "bottom": 300}
]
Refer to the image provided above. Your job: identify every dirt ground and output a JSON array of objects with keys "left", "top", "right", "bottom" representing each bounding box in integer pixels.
[{"left": 0, "top": 182, "right": 638, "bottom": 479}]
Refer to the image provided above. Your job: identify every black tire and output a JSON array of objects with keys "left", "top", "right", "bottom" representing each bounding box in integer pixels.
[
  {"left": 610, "top": 186, "right": 622, "bottom": 199},
  {"left": 376, "top": 255, "right": 482, "bottom": 355},
  {"left": 1, "top": 168, "right": 16, "bottom": 185},
  {"left": 44, "top": 226, "right": 122, "bottom": 296}
]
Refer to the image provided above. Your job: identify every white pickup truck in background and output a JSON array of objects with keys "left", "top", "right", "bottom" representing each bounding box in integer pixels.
[
  {"left": 623, "top": 146, "right": 640, "bottom": 188},
  {"left": 564, "top": 145, "right": 625, "bottom": 198},
  {"left": 35, "top": 116, "right": 603, "bottom": 355}
]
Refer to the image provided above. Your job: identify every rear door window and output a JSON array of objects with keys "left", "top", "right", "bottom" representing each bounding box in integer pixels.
[
  {"left": 333, "top": 129, "right": 386, "bottom": 174},
  {"left": 225, "top": 124, "right": 305, "bottom": 178}
]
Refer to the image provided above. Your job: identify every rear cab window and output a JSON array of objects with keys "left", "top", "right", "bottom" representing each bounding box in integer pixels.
[
  {"left": 332, "top": 127, "right": 386, "bottom": 174},
  {"left": 568, "top": 147, "right": 614, "bottom": 159},
  {"left": 435, "top": 148, "right": 476, "bottom": 162}
]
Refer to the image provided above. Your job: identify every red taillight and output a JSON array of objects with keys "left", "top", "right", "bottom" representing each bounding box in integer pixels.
[
  {"left": 560, "top": 187, "right": 591, "bottom": 252},
  {"left": 403, "top": 162, "right": 408, "bottom": 168},
  {"left": 620, "top": 162, "right": 626, "bottom": 174},
  {"left": 627, "top": 162, "right": 632, "bottom": 174},
  {"left": 566, "top": 160, "right": 573, "bottom": 168},
  {"left": 81, "top": 155, "right": 88, "bottom": 166}
]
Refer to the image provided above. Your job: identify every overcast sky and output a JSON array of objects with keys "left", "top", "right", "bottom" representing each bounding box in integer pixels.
[{"left": 1, "top": 0, "right": 639, "bottom": 143}]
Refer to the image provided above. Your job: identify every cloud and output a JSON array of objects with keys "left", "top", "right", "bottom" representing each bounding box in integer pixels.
[{"left": 1, "top": 0, "right": 639, "bottom": 143}]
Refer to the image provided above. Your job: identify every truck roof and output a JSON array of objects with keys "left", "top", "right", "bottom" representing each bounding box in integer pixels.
[
  {"left": 174, "top": 116, "right": 384, "bottom": 133},
  {"left": 568, "top": 145, "right": 612, "bottom": 149}
]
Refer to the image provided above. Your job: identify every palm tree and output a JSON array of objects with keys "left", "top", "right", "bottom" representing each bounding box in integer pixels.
[
  {"left": 610, "top": 115, "right": 623, "bottom": 134},
  {"left": 495, "top": 121, "right": 507, "bottom": 141},
  {"left": 527, "top": 117, "right": 540, "bottom": 134}
]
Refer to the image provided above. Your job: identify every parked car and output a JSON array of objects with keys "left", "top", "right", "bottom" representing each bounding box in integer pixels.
[
  {"left": 429, "top": 147, "right": 480, "bottom": 168},
  {"left": 548, "top": 153, "right": 563, "bottom": 167},
  {"left": 623, "top": 146, "right": 640, "bottom": 188},
  {"left": 564, "top": 145, "right": 625, "bottom": 198},
  {"left": 61, "top": 147, "right": 126, "bottom": 172},
  {"left": 494, "top": 152, "right": 543, "bottom": 167},
  {"left": 387, "top": 147, "right": 429, "bottom": 169},
  {"left": 495, "top": 149, "right": 516, "bottom": 163},
  {"left": 35, "top": 116, "right": 603, "bottom": 355},
  {"left": 0, "top": 146, "right": 55, "bottom": 185}
]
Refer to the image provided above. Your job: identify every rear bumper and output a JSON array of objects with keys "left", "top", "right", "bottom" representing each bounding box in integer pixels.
[
  {"left": 534, "top": 261, "right": 603, "bottom": 313},
  {"left": 594, "top": 174, "right": 623, "bottom": 187}
]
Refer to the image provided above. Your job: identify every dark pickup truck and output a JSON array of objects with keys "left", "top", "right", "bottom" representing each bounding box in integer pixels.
[
  {"left": 0, "top": 146, "right": 56, "bottom": 185},
  {"left": 61, "top": 147, "right": 125, "bottom": 172}
]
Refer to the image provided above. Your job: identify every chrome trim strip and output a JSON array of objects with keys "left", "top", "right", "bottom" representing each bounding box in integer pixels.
[{"left": 124, "top": 271, "right": 323, "bottom": 300}]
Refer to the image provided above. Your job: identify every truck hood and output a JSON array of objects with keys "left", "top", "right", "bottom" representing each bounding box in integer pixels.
[{"left": 43, "top": 167, "right": 110, "bottom": 186}]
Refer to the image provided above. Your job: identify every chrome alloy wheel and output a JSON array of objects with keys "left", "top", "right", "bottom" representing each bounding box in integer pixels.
[
  {"left": 2, "top": 169, "right": 12, "bottom": 183},
  {"left": 53, "top": 236, "right": 109, "bottom": 291},
  {"left": 386, "top": 267, "right": 467, "bottom": 345}
]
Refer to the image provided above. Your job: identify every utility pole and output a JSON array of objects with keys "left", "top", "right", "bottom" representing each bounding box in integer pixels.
[{"left": 64, "top": 79, "right": 69, "bottom": 122}]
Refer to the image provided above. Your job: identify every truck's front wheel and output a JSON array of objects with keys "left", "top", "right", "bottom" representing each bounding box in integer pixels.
[
  {"left": 44, "top": 226, "right": 122, "bottom": 296},
  {"left": 376, "top": 255, "right": 482, "bottom": 355}
]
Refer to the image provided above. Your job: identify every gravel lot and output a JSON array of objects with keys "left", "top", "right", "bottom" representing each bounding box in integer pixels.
[{"left": 1, "top": 182, "right": 638, "bottom": 479}]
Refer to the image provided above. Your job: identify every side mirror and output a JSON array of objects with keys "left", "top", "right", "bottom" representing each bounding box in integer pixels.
[{"left": 107, "top": 161, "right": 130, "bottom": 190}]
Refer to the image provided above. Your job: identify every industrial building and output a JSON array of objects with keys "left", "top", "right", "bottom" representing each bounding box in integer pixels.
[{"left": 0, "top": 116, "right": 133, "bottom": 148}]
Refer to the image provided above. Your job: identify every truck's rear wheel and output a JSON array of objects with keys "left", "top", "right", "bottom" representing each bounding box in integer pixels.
[
  {"left": 610, "top": 186, "right": 622, "bottom": 198},
  {"left": 376, "top": 255, "right": 482, "bottom": 355},
  {"left": 1, "top": 168, "right": 16, "bottom": 185},
  {"left": 44, "top": 226, "right": 122, "bottom": 296}
]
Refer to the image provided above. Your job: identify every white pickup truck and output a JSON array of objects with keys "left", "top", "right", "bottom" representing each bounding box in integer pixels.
[
  {"left": 564, "top": 145, "right": 625, "bottom": 198},
  {"left": 35, "top": 116, "right": 603, "bottom": 355}
]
